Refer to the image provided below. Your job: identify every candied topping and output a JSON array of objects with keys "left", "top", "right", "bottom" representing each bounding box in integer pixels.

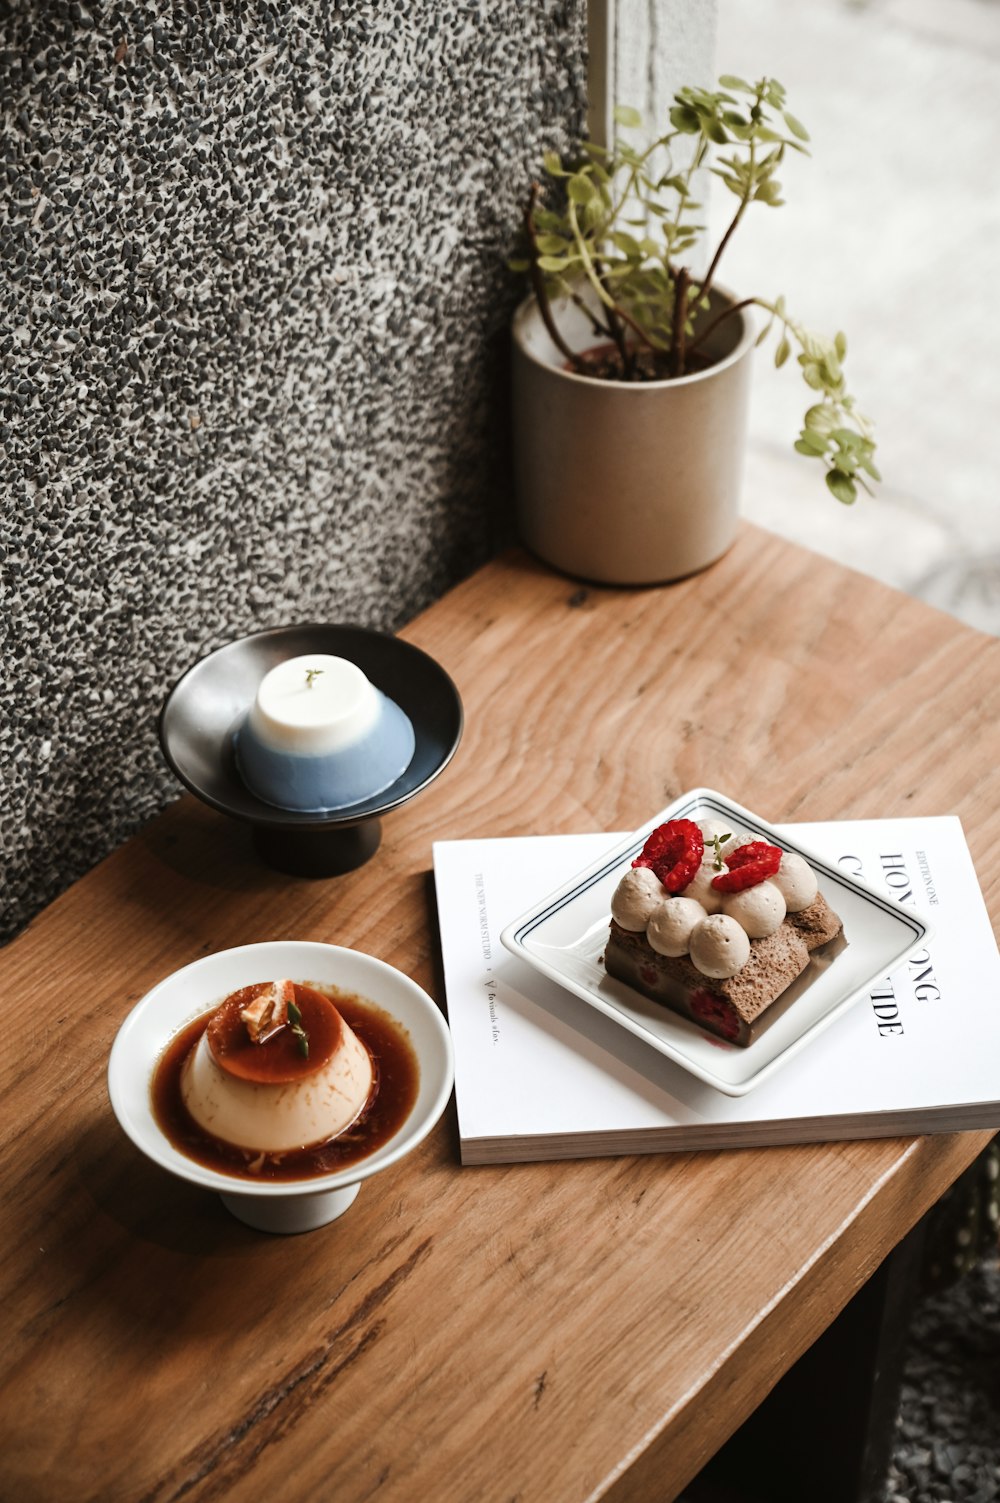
[
  {"left": 711, "top": 841, "right": 782, "bottom": 892},
  {"left": 240, "top": 979, "right": 295, "bottom": 1044},
  {"left": 633, "top": 818, "right": 705, "bottom": 893}
]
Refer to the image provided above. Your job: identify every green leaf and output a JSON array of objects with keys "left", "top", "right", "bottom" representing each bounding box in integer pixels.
[
  {"left": 287, "top": 1000, "right": 302, "bottom": 1025},
  {"left": 826, "top": 469, "right": 858, "bottom": 504},
  {"left": 710, "top": 169, "right": 744, "bottom": 196},
  {"left": 567, "top": 173, "right": 597, "bottom": 204},
  {"left": 753, "top": 180, "right": 784, "bottom": 206},
  {"left": 610, "top": 230, "right": 643, "bottom": 258},
  {"left": 804, "top": 404, "right": 836, "bottom": 434},
  {"left": 542, "top": 150, "right": 564, "bottom": 177},
  {"left": 669, "top": 104, "right": 701, "bottom": 134},
  {"left": 614, "top": 104, "right": 643, "bottom": 129},
  {"left": 782, "top": 110, "right": 810, "bottom": 142},
  {"left": 535, "top": 234, "right": 570, "bottom": 254},
  {"left": 834, "top": 330, "right": 848, "bottom": 360},
  {"left": 718, "top": 74, "right": 752, "bottom": 91},
  {"left": 507, "top": 256, "right": 530, "bottom": 274},
  {"left": 796, "top": 429, "right": 828, "bottom": 454},
  {"left": 536, "top": 254, "right": 570, "bottom": 272},
  {"left": 774, "top": 335, "right": 791, "bottom": 368},
  {"left": 582, "top": 196, "right": 607, "bottom": 231},
  {"left": 705, "top": 119, "right": 729, "bottom": 145}
]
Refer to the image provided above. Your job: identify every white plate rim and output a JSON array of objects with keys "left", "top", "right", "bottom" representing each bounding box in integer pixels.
[{"left": 499, "top": 788, "right": 934, "bottom": 1096}]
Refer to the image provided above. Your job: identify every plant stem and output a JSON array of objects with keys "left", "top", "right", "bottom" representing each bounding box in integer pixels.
[
  {"left": 566, "top": 286, "right": 615, "bottom": 344},
  {"left": 698, "top": 187, "right": 750, "bottom": 311},
  {"left": 667, "top": 135, "right": 706, "bottom": 241},
  {"left": 568, "top": 198, "right": 661, "bottom": 360},
  {"left": 697, "top": 107, "right": 759, "bottom": 309},
  {"left": 670, "top": 266, "right": 690, "bottom": 377},
  {"left": 524, "top": 185, "right": 581, "bottom": 370},
  {"left": 685, "top": 295, "right": 760, "bottom": 360},
  {"left": 593, "top": 257, "right": 631, "bottom": 370}
]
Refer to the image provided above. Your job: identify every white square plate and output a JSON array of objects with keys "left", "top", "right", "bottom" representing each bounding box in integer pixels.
[{"left": 499, "top": 789, "right": 934, "bottom": 1096}]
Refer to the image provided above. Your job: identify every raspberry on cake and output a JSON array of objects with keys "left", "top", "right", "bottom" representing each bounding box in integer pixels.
[
  {"left": 633, "top": 818, "right": 705, "bottom": 892},
  {"left": 604, "top": 816, "right": 844, "bottom": 1046}
]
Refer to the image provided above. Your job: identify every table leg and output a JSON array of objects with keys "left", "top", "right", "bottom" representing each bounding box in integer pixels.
[{"left": 680, "top": 1214, "right": 927, "bottom": 1503}]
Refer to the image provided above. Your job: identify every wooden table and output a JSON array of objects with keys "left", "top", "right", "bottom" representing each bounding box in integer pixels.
[{"left": 3, "top": 529, "right": 998, "bottom": 1503}]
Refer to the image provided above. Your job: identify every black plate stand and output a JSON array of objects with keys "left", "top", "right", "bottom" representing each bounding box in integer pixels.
[
  {"left": 159, "top": 622, "right": 463, "bottom": 880},
  {"left": 252, "top": 818, "right": 382, "bottom": 878}
]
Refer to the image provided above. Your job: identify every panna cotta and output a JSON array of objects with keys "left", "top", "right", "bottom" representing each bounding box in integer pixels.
[
  {"left": 236, "top": 653, "right": 415, "bottom": 812},
  {"left": 180, "top": 980, "right": 376, "bottom": 1152}
]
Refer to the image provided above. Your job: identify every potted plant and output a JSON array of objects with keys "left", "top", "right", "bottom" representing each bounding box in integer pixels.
[{"left": 509, "top": 75, "right": 880, "bottom": 585}]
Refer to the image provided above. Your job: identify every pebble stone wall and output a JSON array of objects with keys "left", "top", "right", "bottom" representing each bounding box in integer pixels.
[{"left": 1, "top": 0, "right": 587, "bottom": 942}]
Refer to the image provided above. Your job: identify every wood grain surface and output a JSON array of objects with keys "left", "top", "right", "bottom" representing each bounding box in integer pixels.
[{"left": 2, "top": 529, "right": 997, "bottom": 1503}]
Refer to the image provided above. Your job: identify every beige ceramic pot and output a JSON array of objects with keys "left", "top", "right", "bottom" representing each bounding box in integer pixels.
[{"left": 511, "top": 284, "right": 755, "bottom": 585}]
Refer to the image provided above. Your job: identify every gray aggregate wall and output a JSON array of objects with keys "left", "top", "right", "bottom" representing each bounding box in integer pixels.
[{"left": 1, "top": 0, "right": 587, "bottom": 942}]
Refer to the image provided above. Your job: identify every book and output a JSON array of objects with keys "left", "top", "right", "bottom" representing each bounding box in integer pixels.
[{"left": 432, "top": 818, "right": 1000, "bottom": 1164}]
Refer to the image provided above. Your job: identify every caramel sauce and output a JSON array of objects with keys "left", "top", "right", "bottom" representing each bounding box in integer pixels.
[
  {"left": 151, "top": 982, "right": 419, "bottom": 1182},
  {"left": 207, "top": 983, "right": 341, "bottom": 1083}
]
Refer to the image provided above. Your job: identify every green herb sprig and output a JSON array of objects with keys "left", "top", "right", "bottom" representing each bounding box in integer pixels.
[
  {"left": 287, "top": 999, "right": 310, "bottom": 1059},
  {"left": 304, "top": 667, "right": 324, "bottom": 690},
  {"left": 710, "top": 832, "right": 732, "bottom": 870}
]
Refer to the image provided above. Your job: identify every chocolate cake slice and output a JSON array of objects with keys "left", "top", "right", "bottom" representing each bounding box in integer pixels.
[{"left": 605, "top": 893, "right": 844, "bottom": 1046}]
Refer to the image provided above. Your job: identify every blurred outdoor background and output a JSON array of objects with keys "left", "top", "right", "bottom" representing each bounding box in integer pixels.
[{"left": 710, "top": 0, "right": 1000, "bottom": 634}]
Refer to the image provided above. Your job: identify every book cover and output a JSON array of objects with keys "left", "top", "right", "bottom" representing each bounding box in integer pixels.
[{"left": 432, "top": 818, "right": 1000, "bottom": 1164}]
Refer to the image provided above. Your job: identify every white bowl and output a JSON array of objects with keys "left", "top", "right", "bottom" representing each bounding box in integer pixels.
[{"left": 108, "top": 941, "right": 455, "bottom": 1233}]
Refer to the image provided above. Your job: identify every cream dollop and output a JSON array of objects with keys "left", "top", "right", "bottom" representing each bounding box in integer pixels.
[
  {"left": 646, "top": 897, "right": 708, "bottom": 957},
  {"left": 772, "top": 852, "right": 819, "bottom": 912},
  {"left": 681, "top": 860, "right": 727, "bottom": 914},
  {"left": 688, "top": 914, "right": 751, "bottom": 979},
  {"left": 611, "top": 866, "right": 668, "bottom": 930},
  {"left": 721, "top": 880, "right": 786, "bottom": 938}
]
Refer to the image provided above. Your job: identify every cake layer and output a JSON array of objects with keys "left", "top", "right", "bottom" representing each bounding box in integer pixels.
[{"left": 605, "top": 894, "right": 844, "bottom": 1047}]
